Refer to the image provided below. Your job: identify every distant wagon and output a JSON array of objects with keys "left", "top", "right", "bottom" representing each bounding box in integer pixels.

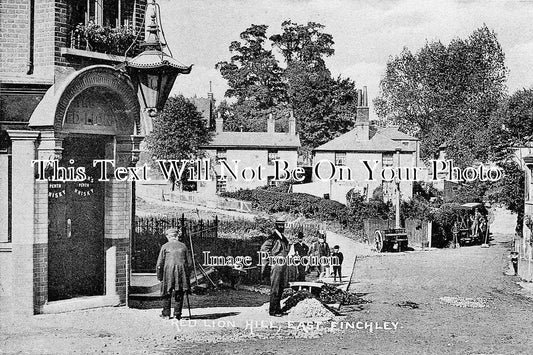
[
  {"left": 451, "top": 202, "right": 491, "bottom": 246},
  {"left": 373, "top": 228, "right": 409, "bottom": 252}
]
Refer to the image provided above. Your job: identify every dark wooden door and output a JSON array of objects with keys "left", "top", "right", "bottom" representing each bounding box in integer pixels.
[{"left": 48, "top": 136, "right": 107, "bottom": 301}]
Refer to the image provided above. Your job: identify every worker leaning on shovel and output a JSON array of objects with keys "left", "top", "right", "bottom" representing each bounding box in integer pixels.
[
  {"left": 156, "top": 228, "right": 193, "bottom": 320},
  {"left": 260, "top": 219, "right": 290, "bottom": 317}
]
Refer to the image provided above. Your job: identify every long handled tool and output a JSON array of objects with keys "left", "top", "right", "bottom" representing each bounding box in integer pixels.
[
  {"left": 186, "top": 292, "right": 192, "bottom": 319},
  {"left": 187, "top": 230, "right": 199, "bottom": 287},
  {"left": 339, "top": 254, "right": 358, "bottom": 311}
]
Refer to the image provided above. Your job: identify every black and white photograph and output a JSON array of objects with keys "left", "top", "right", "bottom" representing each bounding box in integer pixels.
[{"left": 1, "top": 0, "right": 533, "bottom": 354}]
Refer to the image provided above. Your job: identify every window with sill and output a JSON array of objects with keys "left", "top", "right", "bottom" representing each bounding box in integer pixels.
[
  {"left": 216, "top": 149, "right": 227, "bottom": 163},
  {"left": 70, "top": 0, "right": 130, "bottom": 28},
  {"left": 268, "top": 149, "right": 279, "bottom": 166},
  {"left": 334, "top": 152, "right": 346, "bottom": 166},
  {"left": 68, "top": 0, "right": 140, "bottom": 56},
  {"left": 382, "top": 153, "right": 394, "bottom": 167}
]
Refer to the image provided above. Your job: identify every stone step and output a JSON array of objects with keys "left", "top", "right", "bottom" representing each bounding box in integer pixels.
[
  {"left": 130, "top": 273, "right": 161, "bottom": 294},
  {"left": 128, "top": 291, "right": 163, "bottom": 309}
]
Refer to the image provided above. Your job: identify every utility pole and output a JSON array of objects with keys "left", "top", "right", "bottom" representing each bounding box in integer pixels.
[
  {"left": 395, "top": 149, "right": 401, "bottom": 229},
  {"left": 395, "top": 179, "right": 401, "bottom": 229}
]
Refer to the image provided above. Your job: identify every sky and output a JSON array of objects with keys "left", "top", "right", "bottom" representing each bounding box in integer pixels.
[{"left": 158, "top": 0, "right": 533, "bottom": 117}]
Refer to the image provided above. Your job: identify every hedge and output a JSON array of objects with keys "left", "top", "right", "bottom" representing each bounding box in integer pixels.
[{"left": 221, "top": 188, "right": 393, "bottom": 232}]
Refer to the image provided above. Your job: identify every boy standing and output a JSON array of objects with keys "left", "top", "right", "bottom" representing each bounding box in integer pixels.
[
  {"left": 510, "top": 250, "right": 519, "bottom": 276},
  {"left": 332, "top": 245, "right": 344, "bottom": 283}
]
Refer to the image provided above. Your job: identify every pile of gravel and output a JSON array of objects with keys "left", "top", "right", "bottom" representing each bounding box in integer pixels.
[
  {"left": 439, "top": 296, "right": 489, "bottom": 308},
  {"left": 287, "top": 298, "right": 335, "bottom": 319}
]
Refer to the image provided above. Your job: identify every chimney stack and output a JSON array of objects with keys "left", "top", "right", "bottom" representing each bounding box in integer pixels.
[
  {"left": 288, "top": 110, "right": 296, "bottom": 135},
  {"left": 267, "top": 113, "right": 275, "bottom": 133},
  {"left": 355, "top": 86, "right": 370, "bottom": 140},
  {"left": 215, "top": 112, "right": 223, "bottom": 133}
]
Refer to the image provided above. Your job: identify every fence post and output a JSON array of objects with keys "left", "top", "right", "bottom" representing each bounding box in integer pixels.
[
  {"left": 215, "top": 215, "right": 218, "bottom": 238},
  {"left": 428, "top": 221, "right": 432, "bottom": 248}
]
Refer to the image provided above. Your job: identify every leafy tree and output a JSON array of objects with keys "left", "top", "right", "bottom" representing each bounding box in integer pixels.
[
  {"left": 216, "top": 21, "right": 358, "bottom": 149},
  {"left": 285, "top": 61, "right": 358, "bottom": 147},
  {"left": 146, "top": 95, "right": 213, "bottom": 188},
  {"left": 374, "top": 25, "right": 507, "bottom": 166},
  {"left": 492, "top": 88, "right": 533, "bottom": 154},
  {"left": 270, "top": 20, "right": 334, "bottom": 68},
  {"left": 215, "top": 24, "right": 286, "bottom": 109},
  {"left": 216, "top": 100, "right": 290, "bottom": 133},
  {"left": 485, "top": 89, "right": 533, "bottom": 234}
]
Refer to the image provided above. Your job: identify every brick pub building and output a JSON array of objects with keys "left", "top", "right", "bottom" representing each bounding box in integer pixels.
[{"left": 0, "top": 0, "right": 152, "bottom": 315}]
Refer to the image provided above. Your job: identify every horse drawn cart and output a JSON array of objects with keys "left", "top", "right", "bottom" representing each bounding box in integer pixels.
[{"left": 374, "top": 228, "right": 409, "bottom": 252}]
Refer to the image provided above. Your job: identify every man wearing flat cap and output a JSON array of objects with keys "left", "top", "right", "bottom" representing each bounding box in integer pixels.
[
  {"left": 156, "top": 228, "right": 193, "bottom": 319},
  {"left": 260, "top": 219, "right": 290, "bottom": 316}
]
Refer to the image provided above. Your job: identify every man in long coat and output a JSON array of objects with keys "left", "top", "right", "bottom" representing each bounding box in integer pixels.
[
  {"left": 156, "top": 228, "right": 192, "bottom": 319},
  {"left": 260, "top": 220, "right": 290, "bottom": 316},
  {"left": 293, "top": 232, "right": 309, "bottom": 281}
]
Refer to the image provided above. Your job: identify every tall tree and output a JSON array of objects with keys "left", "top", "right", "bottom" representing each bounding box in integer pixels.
[
  {"left": 270, "top": 20, "right": 334, "bottom": 68},
  {"left": 273, "top": 21, "right": 357, "bottom": 148},
  {"left": 216, "top": 20, "right": 358, "bottom": 149},
  {"left": 485, "top": 89, "right": 533, "bottom": 233},
  {"left": 374, "top": 25, "right": 507, "bottom": 166},
  {"left": 146, "top": 95, "right": 213, "bottom": 188},
  {"left": 285, "top": 61, "right": 357, "bottom": 147},
  {"left": 215, "top": 24, "right": 286, "bottom": 109}
]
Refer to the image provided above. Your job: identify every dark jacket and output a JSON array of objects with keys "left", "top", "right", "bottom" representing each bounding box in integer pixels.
[
  {"left": 293, "top": 241, "right": 309, "bottom": 257},
  {"left": 332, "top": 251, "right": 344, "bottom": 266},
  {"left": 310, "top": 241, "right": 330, "bottom": 257},
  {"left": 156, "top": 239, "right": 193, "bottom": 295},
  {"left": 260, "top": 230, "right": 290, "bottom": 289},
  {"left": 260, "top": 231, "right": 289, "bottom": 269}
]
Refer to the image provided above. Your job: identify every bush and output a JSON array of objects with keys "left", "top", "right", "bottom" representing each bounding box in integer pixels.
[
  {"left": 222, "top": 188, "right": 395, "bottom": 232},
  {"left": 401, "top": 196, "right": 432, "bottom": 221},
  {"left": 218, "top": 216, "right": 273, "bottom": 238}
]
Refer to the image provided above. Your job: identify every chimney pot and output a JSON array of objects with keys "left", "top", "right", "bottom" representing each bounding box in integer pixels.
[
  {"left": 289, "top": 110, "right": 296, "bottom": 135},
  {"left": 267, "top": 113, "right": 275, "bottom": 133},
  {"left": 215, "top": 112, "right": 223, "bottom": 133}
]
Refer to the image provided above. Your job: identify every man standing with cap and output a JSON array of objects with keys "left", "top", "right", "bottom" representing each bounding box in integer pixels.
[
  {"left": 260, "top": 219, "right": 290, "bottom": 316},
  {"left": 156, "top": 228, "right": 193, "bottom": 319},
  {"left": 293, "top": 232, "right": 309, "bottom": 281}
]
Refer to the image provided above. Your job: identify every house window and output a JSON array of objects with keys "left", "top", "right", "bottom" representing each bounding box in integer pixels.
[
  {"left": 334, "top": 152, "right": 346, "bottom": 166},
  {"left": 382, "top": 153, "right": 394, "bottom": 167},
  {"left": 71, "top": 0, "right": 125, "bottom": 27},
  {"left": 216, "top": 149, "right": 227, "bottom": 163},
  {"left": 268, "top": 149, "right": 279, "bottom": 165},
  {"left": 216, "top": 175, "right": 226, "bottom": 193}
]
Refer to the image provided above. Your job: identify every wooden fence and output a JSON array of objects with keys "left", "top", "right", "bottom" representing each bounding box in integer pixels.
[{"left": 132, "top": 214, "right": 218, "bottom": 273}]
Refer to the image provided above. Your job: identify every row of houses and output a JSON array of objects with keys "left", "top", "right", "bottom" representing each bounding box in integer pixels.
[{"left": 186, "top": 86, "right": 420, "bottom": 204}]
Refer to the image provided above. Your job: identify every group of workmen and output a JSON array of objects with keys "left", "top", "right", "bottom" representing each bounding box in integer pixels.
[
  {"left": 260, "top": 219, "right": 344, "bottom": 316},
  {"left": 155, "top": 220, "right": 344, "bottom": 319}
]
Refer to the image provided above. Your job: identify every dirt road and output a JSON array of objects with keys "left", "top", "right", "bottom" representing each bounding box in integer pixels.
[
  {"left": 177, "top": 232, "right": 533, "bottom": 354},
  {"left": 2, "top": 233, "right": 532, "bottom": 354}
]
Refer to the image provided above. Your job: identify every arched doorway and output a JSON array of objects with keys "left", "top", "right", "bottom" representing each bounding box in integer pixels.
[{"left": 41, "top": 66, "right": 140, "bottom": 304}]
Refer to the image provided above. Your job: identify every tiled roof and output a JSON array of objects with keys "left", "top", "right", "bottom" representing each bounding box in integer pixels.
[
  {"left": 378, "top": 127, "right": 418, "bottom": 141},
  {"left": 204, "top": 132, "right": 301, "bottom": 149},
  {"left": 314, "top": 127, "right": 417, "bottom": 152}
]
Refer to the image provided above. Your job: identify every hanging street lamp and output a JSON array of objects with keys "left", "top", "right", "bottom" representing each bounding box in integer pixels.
[{"left": 122, "top": 0, "right": 192, "bottom": 118}]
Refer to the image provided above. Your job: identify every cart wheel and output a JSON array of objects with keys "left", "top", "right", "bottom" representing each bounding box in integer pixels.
[{"left": 374, "top": 230, "right": 384, "bottom": 252}]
